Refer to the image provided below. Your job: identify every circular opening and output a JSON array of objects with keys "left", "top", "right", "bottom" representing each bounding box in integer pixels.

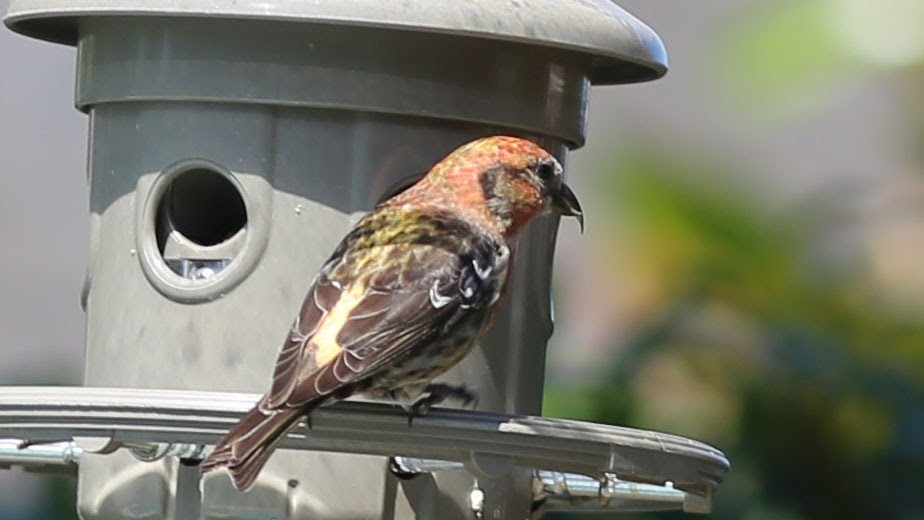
[
  {"left": 156, "top": 167, "right": 247, "bottom": 247},
  {"left": 138, "top": 159, "right": 271, "bottom": 303}
]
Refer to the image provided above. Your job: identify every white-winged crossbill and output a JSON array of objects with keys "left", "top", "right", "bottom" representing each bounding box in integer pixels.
[{"left": 200, "top": 135, "right": 583, "bottom": 491}]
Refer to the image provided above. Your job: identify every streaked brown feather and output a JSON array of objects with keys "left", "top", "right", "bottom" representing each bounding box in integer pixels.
[
  {"left": 266, "top": 278, "right": 339, "bottom": 408},
  {"left": 284, "top": 250, "right": 462, "bottom": 404}
]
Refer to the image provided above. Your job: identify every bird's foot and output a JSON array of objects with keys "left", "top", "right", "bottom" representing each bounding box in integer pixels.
[{"left": 407, "top": 384, "right": 478, "bottom": 426}]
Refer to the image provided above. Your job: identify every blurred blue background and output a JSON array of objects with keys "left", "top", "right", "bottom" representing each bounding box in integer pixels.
[{"left": 1, "top": 1, "right": 923, "bottom": 518}]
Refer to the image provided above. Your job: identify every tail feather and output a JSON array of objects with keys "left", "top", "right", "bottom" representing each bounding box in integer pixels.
[{"left": 201, "top": 401, "right": 313, "bottom": 492}]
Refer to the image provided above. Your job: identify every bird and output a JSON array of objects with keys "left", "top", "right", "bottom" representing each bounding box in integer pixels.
[{"left": 199, "top": 135, "right": 583, "bottom": 491}]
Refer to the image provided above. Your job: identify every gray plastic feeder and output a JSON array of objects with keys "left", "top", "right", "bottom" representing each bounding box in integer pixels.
[{"left": 2, "top": 1, "right": 696, "bottom": 519}]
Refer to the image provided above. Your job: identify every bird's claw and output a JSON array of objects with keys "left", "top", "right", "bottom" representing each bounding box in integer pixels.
[
  {"left": 407, "top": 384, "right": 478, "bottom": 427},
  {"left": 465, "top": 392, "right": 479, "bottom": 410},
  {"left": 408, "top": 400, "right": 432, "bottom": 427}
]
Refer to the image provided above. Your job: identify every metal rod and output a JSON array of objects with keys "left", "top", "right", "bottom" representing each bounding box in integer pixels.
[
  {"left": 391, "top": 457, "right": 465, "bottom": 474},
  {"left": 537, "top": 470, "right": 684, "bottom": 503},
  {"left": 390, "top": 457, "right": 687, "bottom": 510},
  {"left": 0, "top": 439, "right": 82, "bottom": 467}
]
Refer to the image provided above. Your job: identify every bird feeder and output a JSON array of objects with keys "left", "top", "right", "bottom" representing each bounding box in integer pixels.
[{"left": 0, "top": 1, "right": 729, "bottom": 519}]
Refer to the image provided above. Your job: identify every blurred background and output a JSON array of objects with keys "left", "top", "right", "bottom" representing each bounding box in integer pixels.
[{"left": 1, "top": 0, "right": 922, "bottom": 519}]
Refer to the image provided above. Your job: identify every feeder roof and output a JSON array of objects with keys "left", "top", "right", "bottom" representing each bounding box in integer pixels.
[{"left": 3, "top": 0, "right": 667, "bottom": 84}]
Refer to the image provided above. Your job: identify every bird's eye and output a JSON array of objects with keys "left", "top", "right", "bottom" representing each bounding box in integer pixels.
[{"left": 536, "top": 161, "right": 555, "bottom": 181}]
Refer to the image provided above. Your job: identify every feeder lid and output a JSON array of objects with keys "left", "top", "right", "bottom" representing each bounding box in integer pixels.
[{"left": 3, "top": 0, "right": 667, "bottom": 84}]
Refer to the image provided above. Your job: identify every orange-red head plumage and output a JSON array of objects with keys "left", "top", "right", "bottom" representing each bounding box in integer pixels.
[{"left": 386, "top": 136, "right": 583, "bottom": 239}]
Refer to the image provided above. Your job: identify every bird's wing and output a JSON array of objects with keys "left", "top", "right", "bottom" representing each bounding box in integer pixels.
[{"left": 263, "top": 211, "right": 508, "bottom": 410}]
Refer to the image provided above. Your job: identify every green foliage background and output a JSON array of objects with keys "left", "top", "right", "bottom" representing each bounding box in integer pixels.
[
  {"left": 545, "top": 2, "right": 924, "bottom": 518},
  {"left": 545, "top": 151, "right": 924, "bottom": 518}
]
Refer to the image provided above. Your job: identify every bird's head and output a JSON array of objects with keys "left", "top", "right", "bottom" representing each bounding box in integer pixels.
[{"left": 411, "top": 136, "right": 583, "bottom": 239}]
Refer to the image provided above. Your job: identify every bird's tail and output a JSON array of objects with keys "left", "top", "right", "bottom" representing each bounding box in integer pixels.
[{"left": 201, "top": 401, "right": 313, "bottom": 492}]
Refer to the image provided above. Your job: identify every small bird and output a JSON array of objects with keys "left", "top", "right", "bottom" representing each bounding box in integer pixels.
[{"left": 200, "top": 135, "right": 583, "bottom": 491}]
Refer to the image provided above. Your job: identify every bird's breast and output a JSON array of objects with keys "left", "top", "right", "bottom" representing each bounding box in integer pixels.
[{"left": 361, "top": 307, "right": 492, "bottom": 397}]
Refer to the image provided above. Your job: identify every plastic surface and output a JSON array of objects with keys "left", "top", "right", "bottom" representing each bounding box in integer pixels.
[
  {"left": 4, "top": 0, "right": 667, "bottom": 84},
  {"left": 73, "top": 17, "right": 591, "bottom": 145}
]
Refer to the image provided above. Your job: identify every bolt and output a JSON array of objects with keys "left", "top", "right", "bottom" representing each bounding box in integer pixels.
[{"left": 469, "top": 486, "right": 485, "bottom": 520}]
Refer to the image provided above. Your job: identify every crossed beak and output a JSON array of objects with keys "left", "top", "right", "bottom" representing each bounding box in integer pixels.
[{"left": 551, "top": 182, "right": 584, "bottom": 233}]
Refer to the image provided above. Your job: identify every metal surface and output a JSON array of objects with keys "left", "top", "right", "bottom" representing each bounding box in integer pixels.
[
  {"left": 4, "top": 0, "right": 667, "bottom": 84},
  {"left": 0, "top": 387, "right": 728, "bottom": 506},
  {"left": 0, "top": 438, "right": 82, "bottom": 468},
  {"left": 388, "top": 460, "right": 702, "bottom": 514},
  {"left": 534, "top": 470, "right": 702, "bottom": 514}
]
